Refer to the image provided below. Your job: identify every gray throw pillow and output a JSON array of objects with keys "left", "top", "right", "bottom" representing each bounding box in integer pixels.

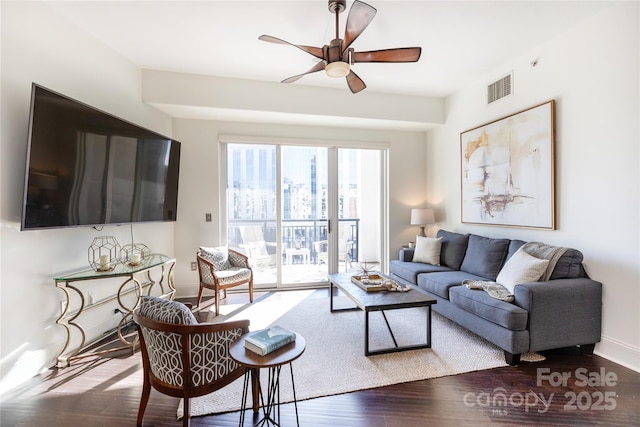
[
  {"left": 436, "top": 230, "right": 469, "bottom": 270},
  {"left": 459, "top": 234, "right": 510, "bottom": 280}
]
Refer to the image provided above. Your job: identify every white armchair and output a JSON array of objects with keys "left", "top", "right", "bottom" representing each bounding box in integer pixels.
[{"left": 313, "top": 238, "right": 353, "bottom": 271}]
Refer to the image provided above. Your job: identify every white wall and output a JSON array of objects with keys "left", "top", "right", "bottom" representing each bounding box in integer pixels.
[
  {"left": 0, "top": 2, "right": 176, "bottom": 392},
  {"left": 426, "top": 2, "right": 639, "bottom": 371},
  {"left": 170, "top": 119, "right": 428, "bottom": 296}
]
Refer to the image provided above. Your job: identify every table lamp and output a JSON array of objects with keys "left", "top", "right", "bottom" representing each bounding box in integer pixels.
[{"left": 410, "top": 208, "right": 435, "bottom": 237}]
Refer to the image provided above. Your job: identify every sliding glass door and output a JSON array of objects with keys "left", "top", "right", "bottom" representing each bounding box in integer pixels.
[
  {"left": 226, "top": 144, "right": 278, "bottom": 285},
  {"left": 224, "top": 140, "right": 385, "bottom": 289},
  {"left": 336, "top": 148, "right": 383, "bottom": 275}
]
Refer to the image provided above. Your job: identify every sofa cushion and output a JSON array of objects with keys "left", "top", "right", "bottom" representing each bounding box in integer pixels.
[
  {"left": 390, "top": 260, "right": 452, "bottom": 284},
  {"left": 503, "top": 240, "right": 585, "bottom": 280},
  {"left": 507, "top": 239, "right": 526, "bottom": 259},
  {"left": 436, "top": 230, "right": 469, "bottom": 270},
  {"left": 496, "top": 247, "right": 550, "bottom": 293},
  {"left": 549, "top": 248, "right": 586, "bottom": 279},
  {"left": 449, "top": 286, "right": 528, "bottom": 331},
  {"left": 459, "top": 234, "right": 510, "bottom": 280},
  {"left": 417, "top": 271, "right": 486, "bottom": 299},
  {"left": 412, "top": 236, "right": 442, "bottom": 265}
]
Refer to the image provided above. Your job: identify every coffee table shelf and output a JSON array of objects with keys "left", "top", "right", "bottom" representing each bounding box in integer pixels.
[{"left": 329, "top": 272, "right": 436, "bottom": 356}]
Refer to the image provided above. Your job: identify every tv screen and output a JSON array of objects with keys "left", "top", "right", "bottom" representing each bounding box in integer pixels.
[{"left": 21, "top": 84, "right": 181, "bottom": 230}]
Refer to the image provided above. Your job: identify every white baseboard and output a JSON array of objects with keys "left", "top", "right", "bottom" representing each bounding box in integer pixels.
[{"left": 595, "top": 334, "right": 640, "bottom": 373}]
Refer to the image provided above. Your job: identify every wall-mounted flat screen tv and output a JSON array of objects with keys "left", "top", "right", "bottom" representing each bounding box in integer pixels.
[{"left": 21, "top": 84, "right": 181, "bottom": 230}]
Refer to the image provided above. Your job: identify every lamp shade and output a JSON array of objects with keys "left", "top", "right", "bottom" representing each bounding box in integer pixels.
[{"left": 410, "top": 208, "right": 435, "bottom": 225}]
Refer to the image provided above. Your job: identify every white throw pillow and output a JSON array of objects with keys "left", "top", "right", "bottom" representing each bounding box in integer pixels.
[
  {"left": 412, "top": 236, "right": 442, "bottom": 265},
  {"left": 496, "top": 247, "right": 550, "bottom": 294}
]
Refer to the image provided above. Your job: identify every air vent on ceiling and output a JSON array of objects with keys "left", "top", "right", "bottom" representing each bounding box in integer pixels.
[{"left": 487, "top": 73, "right": 513, "bottom": 104}]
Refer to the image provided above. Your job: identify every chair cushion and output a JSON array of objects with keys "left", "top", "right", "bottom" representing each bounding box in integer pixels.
[
  {"left": 200, "top": 246, "right": 232, "bottom": 270},
  {"left": 216, "top": 267, "right": 252, "bottom": 286},
  {"left": 138, "top": 296, "right": 197, "bottom": 325}
]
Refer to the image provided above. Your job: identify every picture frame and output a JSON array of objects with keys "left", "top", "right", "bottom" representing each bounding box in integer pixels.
[{"left": 460, "top": 100, "right": 556, "bottom": 229}]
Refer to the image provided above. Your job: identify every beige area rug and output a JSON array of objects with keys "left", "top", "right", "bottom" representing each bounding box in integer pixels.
[{"left": 178, "top": 291, "right": 543, "bottom": 419}]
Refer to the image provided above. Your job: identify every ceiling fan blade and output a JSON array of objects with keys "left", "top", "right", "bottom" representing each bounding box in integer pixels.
[
  {"left": 345, "top": 70, "right": 366, "bottom": 94},
  {"left": 281, "top": 61, "right": 327, "bottom": 83},
  {"left": 259, "top": 35, "right": 325, "bottom": 60},
  {"left": 342, "top": 1, "right": 377, "bottom": 53},
  {"left": 352, "top": 47, "right": 422, "bottom": 63}
]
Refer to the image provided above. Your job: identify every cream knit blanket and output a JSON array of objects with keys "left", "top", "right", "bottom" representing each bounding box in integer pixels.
[
  {"left": 520, "top": 242, "right": 568, "bottom": 281},
  {"left": 462, "top": 280, "right": 514, "bottom": 302},
  {"left": 463, "top": 242, "right": 568, "bottom": 302}
]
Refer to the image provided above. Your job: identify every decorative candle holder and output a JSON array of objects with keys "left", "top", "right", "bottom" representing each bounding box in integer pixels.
[
  {"left": 119, "top": 243, "right": 151, "bottom": 266},
  {"left": 88, "top": 236, "right": 121, "bottom": 272}
]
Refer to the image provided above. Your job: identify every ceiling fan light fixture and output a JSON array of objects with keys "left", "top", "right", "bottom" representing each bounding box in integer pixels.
[{"left": 325, "top": 61, "right": 350, "bottom": 78}]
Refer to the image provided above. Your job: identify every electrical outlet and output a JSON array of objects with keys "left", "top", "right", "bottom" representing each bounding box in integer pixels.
[
  {"left": 205, "top": 213, "right": 212, "bottom": 222},
  {"left": 191, "top": 262, "right": 197, "bottom": 271}
]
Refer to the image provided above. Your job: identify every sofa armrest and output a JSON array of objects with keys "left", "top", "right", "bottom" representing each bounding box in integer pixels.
[
  {"left": 514, "top": 278, "right": 602, "bottom": 352},
  {"left": 399, "top": 247, "right": 415, "bottom": 262}
]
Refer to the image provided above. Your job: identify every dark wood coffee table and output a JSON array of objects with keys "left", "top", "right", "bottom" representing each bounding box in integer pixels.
[{"left": 329, "top": 272, "right": 437, "bottom": 356}]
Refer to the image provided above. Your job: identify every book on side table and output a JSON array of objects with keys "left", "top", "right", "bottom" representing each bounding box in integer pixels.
[{"left": 244, "top": 325, "right": 296, "bottom": 356}]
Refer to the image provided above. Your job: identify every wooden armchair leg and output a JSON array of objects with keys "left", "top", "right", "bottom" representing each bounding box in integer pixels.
[
  {"left": 182, "top": 397, "right": 191, "bottom": 427},
  {"left": 137, "top": 376, "right": 151, "bottom": 427},
  {"left": 196, "top": 286, "right": 204, "bottom": 308},
  {"left": 215, "top": 289, "right": 220, "bottom": 316}
]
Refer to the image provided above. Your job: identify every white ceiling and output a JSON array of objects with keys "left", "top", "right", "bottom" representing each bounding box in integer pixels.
[{"left": 47, "top": 1, "right": 610, "bottom": 98}]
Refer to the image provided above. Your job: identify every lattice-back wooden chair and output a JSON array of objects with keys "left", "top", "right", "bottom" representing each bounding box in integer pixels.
[
  {"left": 133, "top": 296, "right": 256, "bottom": 427},
  {"left": 196, "top": 246, "right": 254, "bottom": 315}
]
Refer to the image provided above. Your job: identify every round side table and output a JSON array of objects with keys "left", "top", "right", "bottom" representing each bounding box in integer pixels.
[{"left": 230, "top": 333, "right": 305, "bottom": 426}]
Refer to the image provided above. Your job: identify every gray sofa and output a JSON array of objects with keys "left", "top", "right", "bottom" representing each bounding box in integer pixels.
[{"left": 390, "top": 229, "right": 602, "bottom": 365}]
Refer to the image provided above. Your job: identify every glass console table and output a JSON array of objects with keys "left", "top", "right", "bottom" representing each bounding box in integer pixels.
[{"left": 53, "top": 253, "right": 175, "bottom": 367}]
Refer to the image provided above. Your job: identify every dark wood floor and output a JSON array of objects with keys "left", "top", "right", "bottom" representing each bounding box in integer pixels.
[{"left": 2, "top": 291, "right": 639, "bottom": 426}]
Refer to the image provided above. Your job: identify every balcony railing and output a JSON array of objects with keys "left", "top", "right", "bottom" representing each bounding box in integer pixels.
[{"left": 228, "top": 218, "right": 359, "bottom": 264}]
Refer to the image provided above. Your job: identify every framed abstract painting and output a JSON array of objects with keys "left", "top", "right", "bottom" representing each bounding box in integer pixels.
[{"left": 460, "top": 100, "right": 556, "bottom": 229}]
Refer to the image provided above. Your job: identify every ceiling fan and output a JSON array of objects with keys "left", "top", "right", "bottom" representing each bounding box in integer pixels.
[{"left": 259, "top": 0, "right": 422, "bottom": 94}]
